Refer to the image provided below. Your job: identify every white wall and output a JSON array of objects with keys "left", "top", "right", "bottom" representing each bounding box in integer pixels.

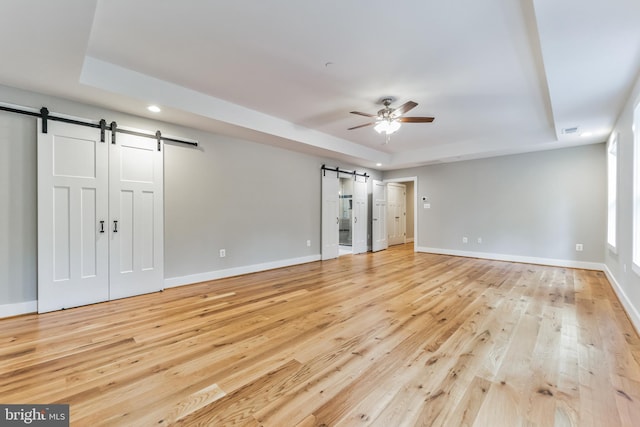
[
  {"left": 0, "top": 84, "right": 380, "bottom": 315},
  {"left": 604, "top": 73, "right": 640, "bottom": 332},
  {"left": 384, "top": 144, "right": 606, "bottom": 268}
]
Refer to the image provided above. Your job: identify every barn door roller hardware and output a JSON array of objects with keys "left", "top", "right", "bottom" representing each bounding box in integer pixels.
[
  {"left": 0, "top": 102, "right": 199, "bottom": 149},
  {"left": 321, "top": 165, "right": 369, "bottom": 181}
]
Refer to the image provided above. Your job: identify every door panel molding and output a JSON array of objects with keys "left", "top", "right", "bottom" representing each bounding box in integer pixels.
[
  {"left": 38, "top": 120, "right": 109, "bottom": 313},
  {"left": 352, "top": 179, "right": 368, "bottom": 254},
  {"left": 321, "top": 173, "right": 339, "bottom": 260},
  {"left": 372, "top": 180, "right": 388, "bottom": 252}
]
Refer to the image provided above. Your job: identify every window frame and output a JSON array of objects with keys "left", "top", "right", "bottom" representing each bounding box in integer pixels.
[
  {"left": 633, "top": 101, "right": 640, "bottom": 275},
  {"left": 607, "top": 132, "right": 618, "bottom": 253}
]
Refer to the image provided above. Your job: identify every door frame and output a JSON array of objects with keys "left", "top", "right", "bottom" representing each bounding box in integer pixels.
[{"left": 383, "top": 176, "right": 418, "bottom": 252}]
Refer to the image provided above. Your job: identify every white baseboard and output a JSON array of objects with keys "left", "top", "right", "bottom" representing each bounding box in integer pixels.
[
  {"left": 416, "top": 246, "right": 604, "bottom": 271},
  {"left": 164, "top": 254, "right": 322, "bottom": 288},
  {"left": 0, "top": 300, "right": 37, "bottom": 319},
  {"left": 603, "top": 265, "right": 640, "bottom": 336}
]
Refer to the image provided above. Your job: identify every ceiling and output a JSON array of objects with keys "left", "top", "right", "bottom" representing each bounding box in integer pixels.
[{"left": 0, "top": 0, "right": 639, "bottom": 170}]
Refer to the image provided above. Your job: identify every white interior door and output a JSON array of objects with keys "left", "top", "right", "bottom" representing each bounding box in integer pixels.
[
  {"left": 372, "top": 180, "right": 388, "bottom": 252},
  {"left": 352, "top": 178, "right": 368, "bottom": 254},
  {"left": 109, "top": 132, "right": 164, "bottom": 299},
  {"left": 37, "top": 120, "right": 109, "bottom": 313},
  {"left": 321, "top": 172, "right": 339, "bottom": 260},
  {"left": 387, "top": 183, "right": 406, "bottom": 246}
]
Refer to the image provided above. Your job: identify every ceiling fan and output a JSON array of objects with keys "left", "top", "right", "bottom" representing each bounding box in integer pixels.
[{"left": 348, "top": 98, "right": 434, "bottom": 138}]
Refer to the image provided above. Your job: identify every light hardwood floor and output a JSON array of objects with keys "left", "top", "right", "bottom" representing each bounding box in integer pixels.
[{"left": 1, "top": 245, "right": 640, "bottom": 426}]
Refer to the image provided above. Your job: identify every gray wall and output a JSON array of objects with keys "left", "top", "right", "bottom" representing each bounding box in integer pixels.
[
  {"left": 164, "top": 131, "right": 322, "bottom": 279},
  {"left": 0, "top": 84, "right": 380, "bottom": 306},
  {"left": 605, "top": 73, "right": 640, "bottom": 328},
  {"left": 384, "top": 144, "right": 606, "bottom": 263},
  {"left": 0, "top": 111, "right": 37, "bottom": 303}
]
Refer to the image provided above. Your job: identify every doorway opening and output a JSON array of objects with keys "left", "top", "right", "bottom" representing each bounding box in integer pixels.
[
  {"left": 384, "top": 177, "right": 418, "bottom": 252},
  {"left": 321, "top": 166, "right": 368, "bottom": 260}
]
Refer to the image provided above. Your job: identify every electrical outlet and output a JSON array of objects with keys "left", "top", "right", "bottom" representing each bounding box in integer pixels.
[
  {"left": 462, "top": 237, "right": 468, "bottom": 244},
  {"left": 575, "top": 244, "right": 583, "bottom": 252},
  {"left": 477, "top": 237, "right": 482, "bottom": 244},
  {"left": 219, "top": 249, "right": 226, "bottom": 258},
  {"left": 306, "top": 240, "right": 311, "bottom": 247}
]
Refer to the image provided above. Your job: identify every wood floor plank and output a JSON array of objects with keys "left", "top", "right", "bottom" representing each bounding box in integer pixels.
[{"left": 0, "top": 245, "right": 639, "bottom": 426}]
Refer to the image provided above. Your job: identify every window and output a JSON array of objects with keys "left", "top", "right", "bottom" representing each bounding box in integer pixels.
[
  {"left": 634, "top": 103, "right": 640, "bottom": 272},
  {"left": 607, "top": 133, "right": 617, "bottom": 251}
]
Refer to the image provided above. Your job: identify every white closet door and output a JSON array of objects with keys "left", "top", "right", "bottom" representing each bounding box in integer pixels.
[
  {"left": 387, "top": 183, "right": 406, "bottom": 246},
  {"left": 109, "top": 132, "right": 164, "bottom": 299},
  {"left": 37, "top": 120, "right": 109, "bottom": 313},
  {"left": 321, "top": 172, "right": 339, "bottom": 260},
  {"left": 352, "top": 178, "right": 368, "bottom": 254},
  {"left": 372, "top": 180, "right": 388, "bottom": 252}
]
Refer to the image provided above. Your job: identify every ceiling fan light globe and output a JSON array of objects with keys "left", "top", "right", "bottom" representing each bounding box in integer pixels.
[
  {"left": 374, "top": 121, "right": 389, "bottom": 134},
  {"left": 374, "top": 120, "right": 401, "bottom": 135},
  {"left": 388, "top": 120, "right": 401, "bottom": 134}
]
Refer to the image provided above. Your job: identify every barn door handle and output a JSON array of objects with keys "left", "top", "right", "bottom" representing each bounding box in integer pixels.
[
  {"left": 99, "top": 221, "right": 105, "bottom": 233},
  {"left": 113, "top": 220, "right": 118, "bottom": 233}
]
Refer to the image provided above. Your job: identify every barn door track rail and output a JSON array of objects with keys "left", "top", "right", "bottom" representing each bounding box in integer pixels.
[
  {"left": 0, "top": 103, "right": 198, "bottom": 150},
  {"left": 321, "top": 164, "right": 369, "bottom": 181}
]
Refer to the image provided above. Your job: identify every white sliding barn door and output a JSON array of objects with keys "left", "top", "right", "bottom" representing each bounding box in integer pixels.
[
  {"left": 387, "top": 183, "right": 406, "bottom": 246},
  {"left": 37, "top": 121, "right": 109, "bottom": 313},
  {"left": 352, "top": 178, "right": 368, "bottom": 254},
  {"left": 109, "top": 132, "right": 164, "bottom": 299},
  {"left": 38, "top": 121, "right": 164, "bottom": 312},
  {"left": 321, "top": 172, "right": 339, "bottom": 260},
  {"left": 372, "top": 180, "right": 388, "bottom": 252}
]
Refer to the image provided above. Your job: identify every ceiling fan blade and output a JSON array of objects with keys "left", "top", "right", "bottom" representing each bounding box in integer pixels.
[
  {"left": 348, "top": 122, "right": 376, "bottom": 130},
  {"left": 398, "top": 116, "right": 435, "bottom": 123},
  {"left": 392, "top": 101, "right": 418, "bottom": 117},
  {"left": 350, "top": 111, "right": 377, "bottom": 117}
]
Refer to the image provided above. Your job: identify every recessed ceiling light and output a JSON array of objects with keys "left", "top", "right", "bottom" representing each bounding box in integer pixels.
[
  {"left": 376, "top": 163, "right": 382, "bottom": 167},
  {"left": 147, "top": 105, "right": 161, "bottom": 113}
]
